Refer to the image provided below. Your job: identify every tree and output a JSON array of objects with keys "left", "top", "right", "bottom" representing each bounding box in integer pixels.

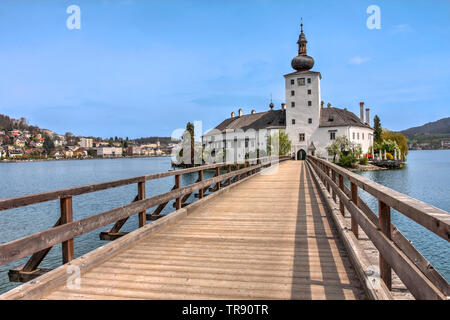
[
  {"left": 326, "top": 135, "right": 361, "bottom": 167},
  {"left": 43, "top": 136, "right": 55, "bottom": 155},
  {"left": 373, "top": 115, "right": 382, "bottom": 144},
  {"left": 381, "top": 129, "right": 409, "bottom": 160},
  {"left": 185, "top": 122, "right": 195, "bottom": 165},
  {"left": 267, "top": 131, "right": 292, "bottom": 156}
]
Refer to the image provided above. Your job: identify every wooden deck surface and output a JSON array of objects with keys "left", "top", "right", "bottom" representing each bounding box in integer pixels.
[{"left": 42, "top": 161, "right": 366, "bottom": 300}]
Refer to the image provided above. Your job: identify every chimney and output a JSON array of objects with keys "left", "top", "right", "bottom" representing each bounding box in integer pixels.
[
  {"left": 366, "top": 108, "right": 370, "bottom": 126},
  {"left": 327, "top": 103, "right": 331, "bottom": 108},
  {"left": 231, "top": 111, "right": 235, "bottom": 118},
  {"left": 251, "top": 109, "right": 256, "bottom": 114},
  {"left": 359, "top": 102, "right": 364, "bottom": 122},
  {"left": 238, "top": 108, "right": 243, "bottom": 117},
  {"left": 321, "top": 101, "right": 324, "bottom": 109},
  {"left": 281, "top": 103, "right": 286, "bottom": 110}
]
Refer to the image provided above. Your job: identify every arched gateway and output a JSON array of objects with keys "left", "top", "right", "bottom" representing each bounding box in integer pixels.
[{"left": 297, "top": 149, "right": 306, "bottom": 160}]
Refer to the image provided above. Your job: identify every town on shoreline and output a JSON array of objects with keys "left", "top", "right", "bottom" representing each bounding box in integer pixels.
[{"left": 0, "top": 123, "right": 177, "bottom": 161}]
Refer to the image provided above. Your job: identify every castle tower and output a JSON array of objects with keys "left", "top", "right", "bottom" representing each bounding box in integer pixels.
[{"left": 284, "top": 21, "right": 322, "bottom": 159}]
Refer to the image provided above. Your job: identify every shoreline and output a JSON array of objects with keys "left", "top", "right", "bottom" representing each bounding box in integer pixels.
[{"left": 0, "top": 155, "right": 172, "bottom": 164}]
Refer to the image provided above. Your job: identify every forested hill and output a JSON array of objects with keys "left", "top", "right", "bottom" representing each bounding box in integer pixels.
[{"left": 401, "top": 117, "right": 450, "bottom": 138}]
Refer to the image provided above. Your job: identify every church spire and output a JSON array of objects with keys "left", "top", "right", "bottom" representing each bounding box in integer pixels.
[
  {"left": 291, "top": 18, "right": 314, "bottom": 72},
  {"left": 297, "top": 18, "right": 308, "bottom": 55}
]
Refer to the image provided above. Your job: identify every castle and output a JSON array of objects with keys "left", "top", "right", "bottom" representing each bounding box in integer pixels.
[{"left": 202, "top": 22, "right": 374, "bottom": 161}]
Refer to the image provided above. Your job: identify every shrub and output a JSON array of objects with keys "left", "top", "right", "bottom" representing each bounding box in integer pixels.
[
  {"left": 359, "top": 157, "right": 368, "bottom": 165},
  {"left": 386, "top": 152, "right": 393, "bottom": 160},
  {"left": 338, "top": 154, "right": 357, "bottom": 168}
]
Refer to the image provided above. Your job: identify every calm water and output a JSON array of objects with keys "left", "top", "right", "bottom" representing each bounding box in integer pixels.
[
  {"left": 357, "top": 150, "right": 450, "bottom": 282},
  {"left": 0, "top": 152, "right": 449, "bottom": 294}
]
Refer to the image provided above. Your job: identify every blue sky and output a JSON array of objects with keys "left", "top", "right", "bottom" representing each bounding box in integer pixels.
[{"left": 0, "top": 0, "right": 449, "bottom": 139}]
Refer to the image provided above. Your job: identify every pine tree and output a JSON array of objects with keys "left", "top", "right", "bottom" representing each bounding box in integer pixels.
[{"left": 373, "top": 115, "right": 382, "bottom": 144}]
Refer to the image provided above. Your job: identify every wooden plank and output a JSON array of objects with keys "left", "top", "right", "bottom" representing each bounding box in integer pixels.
[{"left": 60, "top": 197, "right": 74, "bottom": 264}]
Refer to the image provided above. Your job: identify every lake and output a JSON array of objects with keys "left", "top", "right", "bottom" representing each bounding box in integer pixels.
[{"left": 0, "top": 151, "right": 448, "bottom": 294}]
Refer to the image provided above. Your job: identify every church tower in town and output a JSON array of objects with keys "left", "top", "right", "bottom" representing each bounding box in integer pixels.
[{"left": 284, "top": 21, "right": 322, "bottom": 160}]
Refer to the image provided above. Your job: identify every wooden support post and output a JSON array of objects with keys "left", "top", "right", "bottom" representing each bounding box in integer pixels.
[
  {"left": 326, "top": 167, "right": 331, "bottom": 193},
  {"left": 198, "top": 170, "right": 204, "bottom": 199},
  {"left": 138, "top": 181, "right": 146, "bottom": 227},
  {"left": 60, "top": 197, "right": 74, "bottom": 264},
  {"left": 339, "top": 174, "right": 345, "bottom": 216},
  {"left": 227, "top": 165, "right": 231, "bottom": 185},
  {"left": 331, "top": 170, "right": 337, "bottom": 203},
  {"left": 350, "top": 182, "right": 359, "bottom": 238},
  {"left": 175, "top": 174, "right": 181, "bottom": 210},
  {"left": 215, "top": 167, "right": 221, "bottom": 190},
  {"left": 379, "top": 200, "right": 392, "bottom": 290}
]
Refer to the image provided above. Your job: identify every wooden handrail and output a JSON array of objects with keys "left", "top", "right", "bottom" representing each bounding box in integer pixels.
[
  {"left": 307, "top": 155, "right": 450, "bottom": 242},
  {"left": 0, "top": 156, "right": 283, "bottom": 211},
  {"left": 306, "top": 156, "right": 449, "bottom": 300},
  {"left": 0, "top": 156, "right": 289, "bottom": 268}
]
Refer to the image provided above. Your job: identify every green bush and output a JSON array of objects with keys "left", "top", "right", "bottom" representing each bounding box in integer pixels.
[
  {"left": 338, "top": 154, "right": 357, "bottom": 168},
  {"left": 359, "top": 157, "right": 368, "bottom": 165}
]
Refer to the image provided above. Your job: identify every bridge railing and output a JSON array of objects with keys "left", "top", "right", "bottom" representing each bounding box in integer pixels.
[
  {"left": 306, "top": 155, "right": 449, "bottom": 300},
  {"left": 0, "top": 156, "right": 289, "bottom": 283}
]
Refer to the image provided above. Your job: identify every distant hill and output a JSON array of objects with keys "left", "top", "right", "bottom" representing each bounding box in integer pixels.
[
  {"left": 133, "top": 136, "right": 180, "bottom": 146},
  {"left": 400, "top": 117, "right": 450, "bottom": 149},
  {"left": 401, "top": 117, "right": 450, "bottom": 138}
]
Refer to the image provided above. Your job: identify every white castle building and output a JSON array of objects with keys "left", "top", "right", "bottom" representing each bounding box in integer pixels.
[{"left": 202, "top": 23, "right": 374, "bottom": 161}]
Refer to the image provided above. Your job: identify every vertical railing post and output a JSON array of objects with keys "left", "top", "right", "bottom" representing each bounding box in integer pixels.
[
  {"left": 331, "top": 170, "right": 336, "bottom": 203},
  {"left": 227, "top": 165, "right": 231, "bottom": 185},
  {"left": 138, "top": 181, "right": 146, "bottom": 227},
  {"left": 60, "top": 196, "right": 74, "bottom": 264},
  {"left": 379, "top": 200, "right": 392, "bottom": 290},
  {"left": 350, "top": 182, "right": 359, "bottom": 238},
  {"left": 175, "top": 174, "right": 181, "bottom": 210},
  {"left": 215, "top": 167, "right": 221, "bottom": 190},
  {"left": 198, "top": 170, "right": 204, "bottom": 199},
  {"left": 257, "top": 159, "right": 261, "bottom": 173},
  {"left": 326, "top": 167, "right": 331, "bottom": 193},
  {"left": 339, "top": 174, "right": 345, "bottom": 216}
]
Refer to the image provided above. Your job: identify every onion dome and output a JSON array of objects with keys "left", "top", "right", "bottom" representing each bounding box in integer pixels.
[{"left": 291, "top": 20, "right": 315, "bottom": 72}]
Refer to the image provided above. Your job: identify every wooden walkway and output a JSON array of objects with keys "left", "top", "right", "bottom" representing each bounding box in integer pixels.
[{"left": 41, "top": 161, "right": 366, "bottom": 300}]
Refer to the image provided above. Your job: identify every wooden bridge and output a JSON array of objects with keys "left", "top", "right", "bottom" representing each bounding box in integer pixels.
[{"left": 0, "top": 157, "right": 448, "bottom": 300}]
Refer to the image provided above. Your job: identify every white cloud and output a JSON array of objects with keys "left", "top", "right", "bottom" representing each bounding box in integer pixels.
[{"left": 348, "top": 56, "right": 371, "bottom": 65}]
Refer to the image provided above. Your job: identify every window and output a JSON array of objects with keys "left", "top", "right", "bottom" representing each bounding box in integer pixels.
[
  {"left": 291, "top": 90, "right": 295, "bottom": 96},
  {"left": 308, "top": 118, "right": 312, "bottom": 124},
  {"left": 362, "top": 133, "right": 365, "bottom": 140},
  {"left": 297, "top": 78, "right": 305, "bottom": 86},
  {"left": 290, "top": 79, "right": 295, "bottom": 85},
  {"left": 299, "top": 133, "right": 305, "bottom": 142},
  {"left": 307, "top": 78, "right": 311, "bottom": 84},
  {"left": 357, "top": 133, "right": 360, "bottom": 140},
  {"left": 330, "top": 132, "right": 336, "bottom": 140},
  {"left": 308, "top": 101, "right": 312, "bottom": 106},
  {"left": 291, "top": 101, "right": 295, "bottom": 107},
  {"left": 292, "top": 119, "right": 296, "bottom": 125},
  {"left": 307, "top": 89, "right": 311, "bottom": 95},
  {"left": 352, "top": 132, "right": 355, "bottom": 140}
]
